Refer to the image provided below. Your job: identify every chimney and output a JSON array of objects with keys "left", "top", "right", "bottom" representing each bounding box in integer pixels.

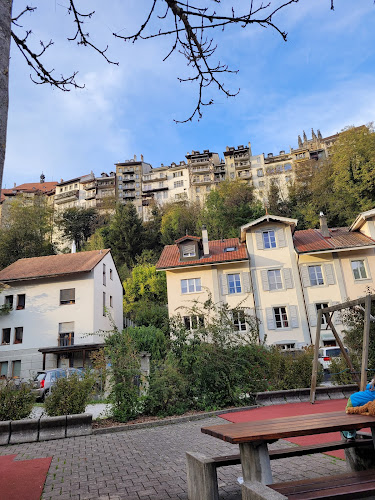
[
  {"left": 319, "top": 212, "right": 330, "bottom": 237},
  {"left": 13, "top": 182, "right": 16, "bottom": 188},
  {"left": 71, "top": 240, "right": 77, "bottom": 253},
  {"left": 202, "top": 225, "right": 209, "bottom": 256},
  {"left": 141, "top": 154, "right": 144, "bottom": 162},
  {"left": 134, "top": 154, "right": 137, "bottom": 161}
]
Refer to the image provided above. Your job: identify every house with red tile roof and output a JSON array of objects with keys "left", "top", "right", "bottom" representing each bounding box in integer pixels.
[
  {"left": 0, "top": 250, "right": 123, "bottom": 380},
  {"left": 157, "top": 210, "right": 375, "bottom": 350}
]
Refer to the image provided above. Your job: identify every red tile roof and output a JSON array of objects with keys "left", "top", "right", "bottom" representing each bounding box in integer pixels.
[
  {"left": 174, "top": 235, "right": 201, "bottom": 244},
  {"left": 293, "top": 228, "right": 375, "bottom": 253},
  {"left": 156, "top": 238, "right": 248, "bottom": 269},
  {"left": 0, "top": 249, "right": 110, "bottom": 282},
  {"left": 0, "top": 189, "right": 15, "bottom": 202},
  {"left": 14, "top": 182, "right": 57, "bottom": 192}
]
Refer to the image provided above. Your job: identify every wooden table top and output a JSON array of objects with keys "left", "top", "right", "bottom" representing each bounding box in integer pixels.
[{"left": 201, "top": 411, "right": 375, "bottom": 444}]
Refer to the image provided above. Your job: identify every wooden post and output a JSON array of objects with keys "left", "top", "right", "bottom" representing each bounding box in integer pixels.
[
  {"left": 361, "top": 295, "right": 371, "bottom": 391},
  {"left": 326, "top": 315, "right": 360, "bottom": 387},
  {"left": 42, "top": 352, "right": 46, "bottom": 371},
  {"left": 82, "top": 349, "right": 86, "bottom": 368},
  {"left": 310, "top": 310, "right": 322, "bottom": 403}
]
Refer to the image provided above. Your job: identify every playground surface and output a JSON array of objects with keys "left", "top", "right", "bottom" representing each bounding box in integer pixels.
[{"left": 0, "top": 399, "right": 353, "bottom": 499}]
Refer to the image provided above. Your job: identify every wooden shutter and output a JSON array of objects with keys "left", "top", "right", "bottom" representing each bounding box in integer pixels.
[
  {"left": 255, "top": 231, "right": 264, "bottom": 250},
  {"left": 324, "top": 264, "right": 336, "bottom": 285},
  {"left": 59, "top": 321, "right": 74, "bottom": 334},
  {"left": 332, "top": 301, "right": 342, "bottom": 324},
  {"left": 241, "top": 272, "right": 252, "bottom": 293},
  {"left": 308, "top": 304, "right": 317, "bottom": 327},
  {"left": 301, "top": 267, "right": 310, "bottom": 287},
  {"left": 266, "top": 308, "right": 275, "bottom": 330},
  {"left": 277, "top": 228, "right": 286, "bottom": 248},
  {"left": 289, "top": 305, "right": 299, "bottom": 328},
  {"left": 220, "top": 275, "right": 228, "bottom": 295},
  {"left": 261, "top": 270, "right": 270, "bottom": 291},
  {"left": 283, "top": 268, "right": 294, "bottom": 289}
]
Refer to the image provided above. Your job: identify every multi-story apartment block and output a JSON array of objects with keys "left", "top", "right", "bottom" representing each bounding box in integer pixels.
[
  {"left": 157, "top": 209, "right": 375, "bottom": 350},
  {"left": 186, "top": 150, "right": 221, "bottom": 204},
  {"left": 82, "top": 172, "right": 116, "bottom": 210},
  {"left": 115, "top": 155, "right": 152, "bottom": 219},
  {"left": 54, "top": 174, "right": 92, "bottom": 212},
  {"left": 223, "top": 143, "right": 252, "bottom": 185}
]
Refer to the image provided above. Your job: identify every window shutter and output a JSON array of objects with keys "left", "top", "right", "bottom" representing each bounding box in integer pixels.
[
  {"left": 301, "top": 267, "right": 310, "bottom": 287},
  {"left": 277, "top": 228, "right": 286, "bottom": 248},
  {"left": 289, "top": 305, "right": 299, "bottom": 328},
  {"left": 332, "top": 301, "right": 342, "bottom": 324},
  {"left": 60, "top": 289, "right": 75, "bottom": 302},
  {"left": 220, "top": 275, "right": 228, "bottom": 295},
  {"left": 324, "top": 264, "right": 336, "bottom": 285},
  {"left": 261, "top": 270, "right": 270, "bottom": 291},
  {"left": 308, "top": 304, "right": 317, "bottom": 327},
  {"left": 183, "top": 244, "right": 195, "bottom": 256},
  {"left": 283, "top": 268, "right": 294, "bottom": 289},
  {"left": 59, "top": 321, "right": 74, "bottom": 333},
  {"left": 241, "top": 272, "right": 252, "bottom": 293},
  {"left": 255, "top": 231, "right": 264, "bottom": 250},
  {"left": 266, "top": 308, "right": 275, "bottom": 330}
]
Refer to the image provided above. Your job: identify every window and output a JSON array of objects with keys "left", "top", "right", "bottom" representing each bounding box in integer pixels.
[
  {"left": 14, "top": 327, "right": 23, "bottom": 344},
  {"left": 16, "top": 294, "right": 25, "bottom": 310},
  {"left": 159, "top": 182, "right": 164, "bottom": 188},
  {"left": 174, "top": 180, "right": 184, "bottom": 188},
  {"left": 263, "top": 230, "right": 276, "bottom": 249},
  {"left": 257, "top": 169, "right": 264, "bottom": 177},
  {"left": 316, "top": 303, "right": 329, "bottom": 325},
  {"left": 5, "top": 295, "right": 13, "bottom": 308},
  {"left": 103, "top": 264, "right": 106, "bottom": 286},
  {"left": 110, "top": 295, "right": 113, "bottom": 308},
  {"left": 173, "top": 171, "right": 183, "bottom": 178},
  {"left": 103, "top": 292, "right": 106, "bottom": 316},
  {"left": 285, "top": 175, "right": 291, "bottom": 182},
  {"left": 118, "top": 175, "right": 122, "bottom": 181},
  {"left": 228, "top": 274, "right": 241, "bottom": 294},
  {"left": 182, "top": 244, "right": 196, "bottom": 258},
  {"left": 268, "top": 269, "right": 282, "bottom": 290},
  {"left": 279, "top": 343, "right": 295, "bottom": 350},
  {"left": 59, "top": 322, "right": 74, "bottom": 346},
  {"left": 196, "top": 187, "right": 200, "bottom": 193},
  {"left": 206, "top": 186, "right": 211, "bottom": 192},
  {"left": 181, "top": 278, "right": 201, "bottom": 294},
  {"left": 0, "top": 361, "right": 8, "bottom": 378},
  {"left": 1, "top": 328, "right": 10, "bottom": 345},
  {"left": 233, "top": 311, "right": 247, "bottom": 331},
  {"left": 60, "top": 288, "right": 75, "bottom": 305},
  {"left": 351, "top": 260, "right": 367, "bottom": 280},
  {"left": 183, "top": 315, "right": 204, "bottom": 330},
  {"left": 12, "top": 360, "right": 21, "bottom": 378},
  {"left": 273, "top": 307, "right": 289, "bottom": 328},
  {"left": 308, "top": 265, "right": 324, "bottom": 286},
  {"left": 110, "top": 269, "right": 113, "bottom": 280}
]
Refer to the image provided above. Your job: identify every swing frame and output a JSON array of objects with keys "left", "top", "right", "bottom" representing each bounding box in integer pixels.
[{"left": 310, "top": 294, "right": 375, "bottom": 403}]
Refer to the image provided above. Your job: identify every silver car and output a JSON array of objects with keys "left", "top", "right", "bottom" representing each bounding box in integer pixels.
[{"left": 32, "top": 368, "right": 82, "bottom": 401}]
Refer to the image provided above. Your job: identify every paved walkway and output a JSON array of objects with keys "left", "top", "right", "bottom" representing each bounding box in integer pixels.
[{"left": 0, "top": 416, "right": 348, "bottom": 500}]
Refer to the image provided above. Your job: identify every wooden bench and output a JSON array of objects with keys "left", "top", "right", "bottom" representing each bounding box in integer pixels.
[{"left": 186, "top": 432, "right": 375, "bottom": 500}]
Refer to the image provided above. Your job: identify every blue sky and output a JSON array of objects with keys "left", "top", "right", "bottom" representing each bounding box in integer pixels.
[{"left": 4, "top": 0, "right": 375, "bottom": 187}]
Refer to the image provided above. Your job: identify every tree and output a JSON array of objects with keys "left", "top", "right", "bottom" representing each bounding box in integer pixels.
[
  {"left": 0, "top": 195, "right": 55, "bottom": 269},
  {"left": 0, "top": 1, "right": 339, "bottom": 196},
  {"left": 200, "top": 180, "right": 264, "bottom": 239},
  {"left": 160, "top": 200, "right": 201, "bottom": 245},
  {"left": 57, "top": 206, "right": 98, "bottom": 251},
  {"left": 106, "top": 203, "right": 144, "bottom": 271}
]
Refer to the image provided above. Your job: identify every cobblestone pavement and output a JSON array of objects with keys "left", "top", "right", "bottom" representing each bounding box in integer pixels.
[{"left": 0, "top": 416, "right": 348, "bottom": 500}]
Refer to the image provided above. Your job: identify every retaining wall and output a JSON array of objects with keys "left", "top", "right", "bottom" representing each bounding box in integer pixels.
[{"left": 1, "top": 413, "right": 92, "bottom": 446}]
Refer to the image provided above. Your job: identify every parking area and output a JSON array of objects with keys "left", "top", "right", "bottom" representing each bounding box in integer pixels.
[{"left": 0, "top": 415, "right": 348, "bottom": 500}]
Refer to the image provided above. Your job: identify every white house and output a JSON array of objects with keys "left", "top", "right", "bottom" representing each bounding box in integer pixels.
[{"left": 0, "top": 249, "right": 123, "bottom": 380}]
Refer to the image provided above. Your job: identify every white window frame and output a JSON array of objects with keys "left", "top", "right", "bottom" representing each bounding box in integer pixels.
[
  {"left": 228, "top": 274, "right": 242, "bottom": 294},
  {"left": 316, "top": 302, "right": 329, "bottom": 326},
  {"left": 351, "top": 259, "right": 369, "bottom": 281},
  {"left": 183, "top": 315, "right": 204, "bottom": 330},
  {"left": 268, "top": 269, "right": 282, "bottom": 290},
  {"left": 262, "top": 230, "right": 276, "bottom": 249},
  {"left": 182, "top": 244, "right": 196, "bottom": 258},
  {"left": 181, "top": 278, "right": 202, "bottom": 294},
  {"left": 233, "top": 311, "right": 247, "bottom": 331},
  {"left": 273, "top": 306, "right": 289, "bottom": 329},
  {"left": 308, "top": 265, "right": 324, "bottom": 286}
]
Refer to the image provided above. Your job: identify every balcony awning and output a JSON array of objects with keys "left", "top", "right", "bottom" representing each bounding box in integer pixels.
[{"left": 38, "top": 343, "right": 103, "bottom": 354}]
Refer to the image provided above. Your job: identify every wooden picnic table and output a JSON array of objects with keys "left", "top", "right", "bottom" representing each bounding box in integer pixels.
[{"left": 201, "top": 411, "right": 375, "bottom": 486}]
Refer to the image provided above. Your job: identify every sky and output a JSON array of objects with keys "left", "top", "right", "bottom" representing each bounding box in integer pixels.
[{"left": 4, "top": 0, "right": 375, "bottom": 187}]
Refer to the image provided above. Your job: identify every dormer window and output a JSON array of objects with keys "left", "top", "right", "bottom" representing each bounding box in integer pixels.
[
  {"left": 263, "top": 230, "right": 276, "bottom": 249},
  {"left": 182, "top": 244, "right": 196, "bottom": 258}
]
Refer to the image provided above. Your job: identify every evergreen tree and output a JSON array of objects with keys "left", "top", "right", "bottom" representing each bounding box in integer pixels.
[{"left": 57, "top": 207, "right": 98, "bottom": 251}]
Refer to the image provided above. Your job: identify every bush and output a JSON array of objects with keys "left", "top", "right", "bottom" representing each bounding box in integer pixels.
[
  {"left": 44, "top": 372, "right": 95, "bottom": 416},
  {"left": 0, "top": 380, "right": 34, "bottom": 421},
  {"left": 127, "top": 325, "right": 168, "bottom": 361}
]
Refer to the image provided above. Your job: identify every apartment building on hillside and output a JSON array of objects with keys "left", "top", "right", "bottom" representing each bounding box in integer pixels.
[
  {"left": 157, "top": 209, "right": 375, "bottom": 350},
  {"left": 186, "top": 150, "right": 221, "bottom": 204}
]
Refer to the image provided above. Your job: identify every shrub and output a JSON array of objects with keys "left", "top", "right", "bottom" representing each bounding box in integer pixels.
[
  {"left": 127, "top": 325, "right": 168, "bottom": 361},
  {"left": 0, "top": 380, "right": 34, "bottom": 421},
  {"left": 44, "top": 372, "right": 95, "bottom": 416}
]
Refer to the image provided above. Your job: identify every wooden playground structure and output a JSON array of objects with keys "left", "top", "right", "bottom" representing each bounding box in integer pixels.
[{"left": 310, "top": 293, "right": 375, "bottom": 403}]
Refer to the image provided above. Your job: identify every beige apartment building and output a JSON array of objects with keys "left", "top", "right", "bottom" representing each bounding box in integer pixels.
[
  {"left": 157, "top": 210, "right": 375, "bottom": 349},
  {"left": 186, "top": 149, "right": 221, "bottom": 204}
]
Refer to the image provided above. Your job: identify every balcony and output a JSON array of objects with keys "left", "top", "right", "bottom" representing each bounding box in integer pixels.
[
  {"left": 190, "top": 165, "right": 212, "bottom": 174},
  {"left": 83, "top": 182, "right": 96, "bottom": 190},
  {"left": 214, "top": 175, "right": 226, "bottom": 183},
  {"left": 143, "top": 175, "right": 168, "bottom": 183},
  {"left": 121, "top": 175, "right": 135, "bottom": 182},
  {"left": 85, "top": 191, "right": 96, "bottom": 200},
  {"left": 143, "top": 185, "right": 168, "bottom": 193},
  {"left": 123, "top": 192, "right": 136, "bottom": 199},
  {"left": 54, "top": 189, "right": 79, "bottom": 204},
  {"left": 238, "top": 172, "right": 252, "bottom": 180},
  {"left": 190, "top": 156, "right": 210, "bottom": 165},
  {"left": 58, "top": 333, "right": 74, "bottom": 347},
  {"left": 122, "top": 184, "right": 135, "bottom": 190},
  {"left": 96, "top": 181, "right": 115, "bottom": 189},
  {"left": 191, "top": 177, "right": 212, "bottom": 185},
  {"left": 235, "top": 161, "right": 251, "bottom": 170}
]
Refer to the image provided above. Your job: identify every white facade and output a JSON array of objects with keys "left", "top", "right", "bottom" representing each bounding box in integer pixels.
[{"left": 0, "top": 251, "right": 123, "bottom": 380}]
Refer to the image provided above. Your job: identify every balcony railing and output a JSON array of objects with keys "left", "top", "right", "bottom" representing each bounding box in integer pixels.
[
  {"left": 54, "top": 190, "right": 79, "bottom": 203},
  {"left": 85, "top": 191, "right": 96, "bottom": 200},
  {"left": 83, "top": 182, "right": 96, "bottom": 190},
  {"left": 235, "top": 161, "right": 251, "bottom": 170},
  {"left": 143, "top": 175, "right": 168, "bottom": 183},
  {"left": 58, "top": 333, "right": 74, "bottom": 347}
]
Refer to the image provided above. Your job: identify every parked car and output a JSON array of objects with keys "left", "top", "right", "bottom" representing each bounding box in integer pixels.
[
  {"left": 318, "top": 347, "right": 347, "bottom": 371},
  {"left": 32, "top": 368, "right": 83, "bottom": 401}
]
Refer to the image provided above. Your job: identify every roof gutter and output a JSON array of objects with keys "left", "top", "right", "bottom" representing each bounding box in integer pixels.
[
  {"left": 296, "top": 244, "right": 375, "bottom": 256},
  {"left": 156, "top": 258, "right": 249, "bottom": 272}
]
